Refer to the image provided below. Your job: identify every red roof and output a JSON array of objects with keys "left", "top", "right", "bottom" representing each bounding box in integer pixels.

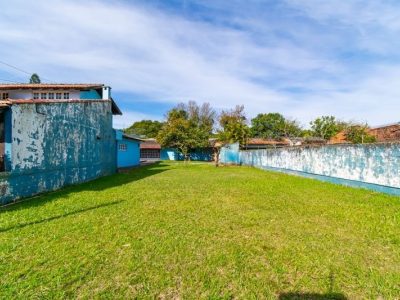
[
  {"left": 246, "top": 138, "right": 289, "bottom": 146},
  {"left": 140, "top": 139, "right": 161, "bottom": 149},
  {"left": 0, "top": 83, "right": 104, "bottom": 90}
]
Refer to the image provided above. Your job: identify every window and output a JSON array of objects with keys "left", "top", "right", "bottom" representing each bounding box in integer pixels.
[
  {"left": 140, "top": 149, "right": 160, "bottom": 159},
  {"left": 48, "top": 92, "right": 54, "bottom": 99},
  {"left": 56, "top": 93, "right": 62, "bottom": 99},
  {"left": 2, "top": 93, "right": 8, "bottom": 100},
  {"left": 119, "top": 143, "right": 127, "bottom": 151},
  {"left": 33, "top": 93, "right": 39, "bottom": 99},
  {"left": 41, "top": 93, "right": 47, "bottom": 99},
  {"left": 63, "top": 92, "right": 69, "bottom": 99}
]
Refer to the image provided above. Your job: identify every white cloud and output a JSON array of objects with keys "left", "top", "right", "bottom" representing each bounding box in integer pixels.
[
  {"left": 0, "top": 0, "right": 399, "bottom": 126},
  {"left": 113, "top": 110, "right": 163, "bottom": 130}
]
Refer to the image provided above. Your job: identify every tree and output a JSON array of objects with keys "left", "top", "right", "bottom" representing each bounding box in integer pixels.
[
  {"left": 344, "top": 124, "right": 376, "bottom": 144},
  {"left": 251, "top": 113, "right": 302, "bottom": 139},
  {"left": 157, "top": 101, "right": 215, "bottom": 161},
  {"left": 214, "top": 105, "right": 250, "bottom": 166},
  {"left": 124, "top": 120, "right": 163, "bottom": 138},
  {"left": 29, "top": 73, "right": 41, "bottom": 84},
  {"left": 310, "top": 116, "right": 344, "bottom": 140}
]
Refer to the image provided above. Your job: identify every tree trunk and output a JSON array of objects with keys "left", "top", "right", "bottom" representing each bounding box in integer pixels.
[{"left": 213, "top": 148, "right": 220, "bottom": 167}]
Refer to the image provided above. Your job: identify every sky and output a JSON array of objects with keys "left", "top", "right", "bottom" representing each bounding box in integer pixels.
[{"left": 0, "top": 0, "right": 400, "bottom": 128}]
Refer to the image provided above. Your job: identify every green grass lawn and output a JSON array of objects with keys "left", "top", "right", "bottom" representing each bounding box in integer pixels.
[{"left": 1, "top": 162, "right": 400, "bottom": 299}]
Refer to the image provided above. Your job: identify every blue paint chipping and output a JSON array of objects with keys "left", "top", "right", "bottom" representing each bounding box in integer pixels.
[
  {"left": 0, "top": 101, "right": 116, "bottom": 204},
  {"left": 221, "top": 143, "right": 400, "bottom": 196}
]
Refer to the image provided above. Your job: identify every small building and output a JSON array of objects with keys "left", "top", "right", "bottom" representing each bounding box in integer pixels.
[
  {"left": 140, "top": 139, "right": 161, "bottom": 161},
  {"left": 0, "top": 83, "right": 122, "bottom": 204},
  {"left": 116, "top": 130, "right": 143, "bottom": 168}
]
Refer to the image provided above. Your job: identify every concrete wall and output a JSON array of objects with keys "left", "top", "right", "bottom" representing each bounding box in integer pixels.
[
  {"left": 0, "top": 101, "right": 116, "bottom": 204},
  {"left": 160, "top": 148, "right": 213, "bottom": 161},
  {"left": 221, "top": 143, "right": 400, "bottom": 195},
  {"left": 220, "top": 143, "right": 240, "bottom": 164},
  {"left": 117, "top": 139, "right": 140, "bottom": 168}
]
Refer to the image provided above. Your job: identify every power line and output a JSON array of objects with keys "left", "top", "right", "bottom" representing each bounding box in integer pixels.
[
  {"left": 0, "top": 60, "right": 55, "bottom": 83},
  {"left": 0, "top": 60, "right": 31, "bottom": 75},
  {"left": 0, "top": 78, "right": 22, "bottom": 83}
]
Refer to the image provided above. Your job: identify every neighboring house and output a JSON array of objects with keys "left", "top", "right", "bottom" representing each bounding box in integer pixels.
[
  {"left": 368, "top": 122, "right": 400, "bottom": 142},
  {"left": 0, "top": 83, "right": 121, "bottom": 204},
  {"left": 116, "top": 130, "right": 143, "bottom": 168},
  {"left": 140, "top": 139, "right": 161, "bottom": 161},
  {"left": 330, "top": 122, "right": 400, "bottom": 144},
  {"left": 329, "top": 131, "right": 350, "bottom": 144}
]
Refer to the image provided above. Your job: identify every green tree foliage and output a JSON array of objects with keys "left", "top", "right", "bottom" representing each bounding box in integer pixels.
[
  {"left": 217, "top": 105, "right": 250, "bottom": 146},
  {"left": 251, "top": 113, "right": 302, "bottom": 139},
  {"left": 344, "top": 124, "right": 376, "bottom": 144},
  {"left": 157, "top": 101, "right": 215, "bottom": 160},
  {"left": 213, "top": 105, "right": 250, "bottom": 166},
  {"left": 29, "top": 73, "right": 41, "bottom": 84},
  {"left": 310, "top": 116, "right": 345, "bottom": 140},
  {"left": 124, "top": 120, "right": 163, "bottom": 138}
]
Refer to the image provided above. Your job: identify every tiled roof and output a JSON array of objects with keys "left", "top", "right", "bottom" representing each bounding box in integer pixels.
[
  {"left": 6, "top": 99, "right": 106, "bottom": 104},
  {"left": 246, "top": 138, "right": 289, "bottom": 145},
  {"left": 0, "top": 83, "right": 104, "bottom": 90},
  {"left": 140, "top": 139, "right": 161, "bottom": 149}
]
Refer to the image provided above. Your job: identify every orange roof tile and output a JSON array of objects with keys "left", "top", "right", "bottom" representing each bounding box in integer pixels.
[{"left": 0, "top": 83, "right": 104, "bottom": 90}]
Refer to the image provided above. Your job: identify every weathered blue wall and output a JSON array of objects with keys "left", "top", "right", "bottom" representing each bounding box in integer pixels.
[
  {"left": 117, "top": 139, "right": 140, "bottom": 168},
  {"left": 0, "top": 101, "right": 116, "bottom": 204},
  {"left": 160, "top": 148, "right": 213, "bottom": 161},
  {"left": 220, "top": 143, "right": 240, "bottom": 164},
  {"left": 221, "top": 143, "right": 400, "bottom": 195}
]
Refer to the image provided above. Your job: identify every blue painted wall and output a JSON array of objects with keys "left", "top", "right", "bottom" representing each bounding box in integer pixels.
[
  {"left": 116, "top": 134, "right": 141, "bottom": 168},
  {"left": 220, "top": 143, "right": 400, "bottom": 195},
  {"left": 0, "top": 101, "right": 116, "bottom": 204},
  {"left": 160, "top": 148, "right": 213, "bottom": 161},
  {"left": 161, "top": 148, "right": 182, "bottom": 160},
  {"left": 220, "top": 143, "right": 240, "bottom": 164},
  {"left": 80, "top": 89, "right": 101, "bottom": 99}
]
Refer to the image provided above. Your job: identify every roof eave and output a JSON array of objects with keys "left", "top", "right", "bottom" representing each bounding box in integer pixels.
[{"left": 111, "top": 97, "right": 122, "bottom": 115}]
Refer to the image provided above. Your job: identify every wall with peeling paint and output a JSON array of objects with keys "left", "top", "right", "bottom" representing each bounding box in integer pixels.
[
  {"left": 221, "top": 143, "right": 400, "bottom": 195},
  {"left": 0, "top": 101, "right": 116, "bottom": 204}
]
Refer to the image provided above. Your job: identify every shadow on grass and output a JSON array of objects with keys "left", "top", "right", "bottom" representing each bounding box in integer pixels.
[
  {"left": 0, "top": 162, "right": 170, "bottom": 213},
  {"left": 0, "top": 200, "right": 124, "bottom": 233},
  {"left": 279, "top": 292, "right": 347, "bottom": 300}
]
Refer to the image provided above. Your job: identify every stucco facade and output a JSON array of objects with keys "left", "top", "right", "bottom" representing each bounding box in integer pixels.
[{"left": 0, "top": 84, "right": 121, "bottom": 205}]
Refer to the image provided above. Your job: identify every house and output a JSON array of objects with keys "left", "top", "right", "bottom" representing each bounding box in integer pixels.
[
  {"left": 140, "top": 139, "right": 162, "bottom": 161},
  {"left": 115, "top": 130, "right": 143, "bottom": 168},
  {"left": 0, "top": 83, "right": 121, "bottom": 204},
  {"left": 368, "top": 122, "right": 400, "bottom": 142},
  {"left": 329, "top": 122, "right": 400, "bottom": 144}
]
